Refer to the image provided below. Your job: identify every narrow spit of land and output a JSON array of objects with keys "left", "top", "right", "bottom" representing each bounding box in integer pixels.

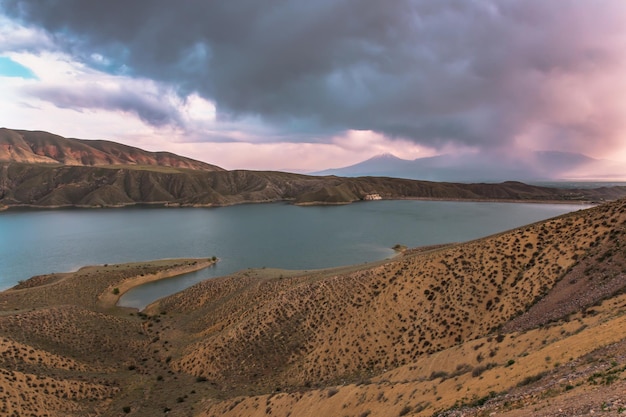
[{"left": 0, "top": 257, "right": 217, "bottom": 313}]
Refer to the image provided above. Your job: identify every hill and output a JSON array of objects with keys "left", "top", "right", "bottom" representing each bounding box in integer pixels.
[
  {"left": 315, "top": 151, "right": 626, "bottom": 182},
  {"left": 0, "top": 197, "right": 625, "bottom": 416},
  {"left": 2, "top": 128, "right": 626, "bottom": 209},
  {"left": 0, "top": 128, "right": 223, "bottom": 171},
  {"left": 2, "top": 163, "right": 626, "bottom": 209}
]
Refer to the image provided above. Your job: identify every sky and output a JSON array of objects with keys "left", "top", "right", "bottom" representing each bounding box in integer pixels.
[{"left": 1, "top": 1, "right": 626, "bottom": 174}]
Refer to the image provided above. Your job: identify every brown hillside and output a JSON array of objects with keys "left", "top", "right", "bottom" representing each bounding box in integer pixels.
[
  {"left": 0, "top": 128, "right": 223, "bottom": 171},
  {"left": 0, "top": 200, "right": 625, "bottom": 416},
  {"left": 2, "top": 129, "right": 626, "bottom": 209},
  {"left": 150, "top": 199, "right": 626, "bottom": 392},
  {"left": 2, "top": 162, "right": 625, "bottom": 209}
]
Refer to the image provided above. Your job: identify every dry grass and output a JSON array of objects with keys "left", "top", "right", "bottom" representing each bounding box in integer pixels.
[
  {"left": 153, "top": 199, "right": 626, "bottom": 393},
  {"left": 0, "top": 258, "right": 215, "bottom": 312},
  {"left": 0, "top": 199, "right": 625, "bottom": 416}
]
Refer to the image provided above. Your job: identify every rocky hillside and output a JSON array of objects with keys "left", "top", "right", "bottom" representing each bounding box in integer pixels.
[
  {"left": 0, "top": 198, "right": 625, "bottom": 416},
  {"left": 0, "top": 128, "right": 222, "bottom": 171},
  {"left": 2, "top": 162, "right": 626, "bottom": 209},
  {"left": 2, "top": 128, "right": 626, "bottom": 209}
]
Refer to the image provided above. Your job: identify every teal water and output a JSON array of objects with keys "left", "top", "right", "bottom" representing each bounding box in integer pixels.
[{"left": 0, "top": 201, "right": 589, "bottom": 309}]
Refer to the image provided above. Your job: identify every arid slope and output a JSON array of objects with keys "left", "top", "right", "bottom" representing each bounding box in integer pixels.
[
  {"left": 0, "top": 200, "right": 625, "bottom": 416},
  {"left": 152, "top": 200, "right": 626, "bottom": 390},
  {"left": 2, "top": 128, "right": 626, "bottom": 209},
  {"left": 0, "top": 128, "right": 222, "bottom": 171}
]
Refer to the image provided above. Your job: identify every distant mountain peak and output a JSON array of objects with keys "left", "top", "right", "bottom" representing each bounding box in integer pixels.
[
  {"left": 313, "top": 149, "right": 625, "bottom": 182},
  {"left": 367, "top": 152, "right": 414, "bottom": 162},
  {"left": 370, "top": 152, "right": 401, "bottom": 160}
]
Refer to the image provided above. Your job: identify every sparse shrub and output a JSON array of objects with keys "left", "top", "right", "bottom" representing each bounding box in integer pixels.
[
  {"left": 429, "top": 370, "right": 449, "bottom": 380},
  {"left": 122, "top": 406, "right": 131, "bottom": 413},
  {"left": 517, "top": 371, "right": 547, "bottom": 387},
  {"left": 472, "top": 363, "right": 497, "bottom": 377},
  {"left": 196, "top": 376, "right": 207, "bottom": 382},
  {"left": 112, "top": 287, "right": 120, "bottom": 295},
  {"left": 398, "top": 405, "right": 412, "bottom": 416},
  {"left": 451, "top": 363, "right": 473, "bottom": 377}
]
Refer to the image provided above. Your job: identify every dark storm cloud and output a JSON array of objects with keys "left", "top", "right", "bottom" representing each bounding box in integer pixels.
[
  {"left": 3, "top": 0, "right": 626, "bottom": 151},
  {"left": 23, "top": 83, "right": 182, "bottom": 127}
]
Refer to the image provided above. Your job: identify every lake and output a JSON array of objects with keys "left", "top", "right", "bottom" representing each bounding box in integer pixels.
[{"left": 0, "top": 201, "right": 589, "bottom": 309}]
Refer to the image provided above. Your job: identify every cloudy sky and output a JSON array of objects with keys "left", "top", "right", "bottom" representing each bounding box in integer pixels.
[{"left": 1, "top": 1, "right": 626, "bottom": 173}]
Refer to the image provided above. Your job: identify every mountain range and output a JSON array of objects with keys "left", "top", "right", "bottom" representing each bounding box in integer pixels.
[
  {"left": 1, "top": 128, "right": 626, "bottom": 209},
  {"left": 314, "top": 151, "right": 626, "bottom": 182}
]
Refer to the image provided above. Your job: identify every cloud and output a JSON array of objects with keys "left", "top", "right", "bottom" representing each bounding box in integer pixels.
[
  {"left": 2, "top": 0, "right": 626, "bottom": 159},
  {"left": 24, "top": 83, "right": 182, "bottom": 127},
  {"left": 0, "top": 14, "right": 53, "bottom": 52}
]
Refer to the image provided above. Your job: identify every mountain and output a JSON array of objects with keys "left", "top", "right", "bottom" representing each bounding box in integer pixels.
[
  {"left": 1, "top": 196, "right": 626, "bottom": 416},
  {"left": 315, "top": 150, "right": 626, "bottom": 182},
  {"left": 0, "top": 128, "right": 223, "bottom": 171},
  {"left": 3, "top": 163, "right": 626, "bottom": 209},
  {"left": 1, "top": 128, "right": 626, "bottom": 209}
]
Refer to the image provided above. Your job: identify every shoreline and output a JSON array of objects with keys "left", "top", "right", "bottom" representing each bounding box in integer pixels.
[
  {"left": 391, "top": 196, "right": 599, "bottom": 205},
  {"left": 97, "top": 258, "right": 217, "bottom": 310},
  {"left": 0, "top": 196, "right": 601, "bottom": 212}
]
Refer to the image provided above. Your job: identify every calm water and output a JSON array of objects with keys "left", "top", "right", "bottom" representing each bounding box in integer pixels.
[{"left": 0, "top": 201, "right": 589, "bottom": 309}]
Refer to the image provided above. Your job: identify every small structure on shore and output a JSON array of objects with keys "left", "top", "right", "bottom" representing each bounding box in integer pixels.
[{"left": 364, "top": 193, "right": 382, "bottom": 201}]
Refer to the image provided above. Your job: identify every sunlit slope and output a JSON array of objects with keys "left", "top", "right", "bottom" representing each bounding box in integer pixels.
[
  {"left": 0, "top": 128, "right": 223, "bottom": 171},
  {"left": 0, "top": 199, "right": 624, "bottom": 416},
  {"left": 153, "top": 199, "right": 626, "bottom": 392}
]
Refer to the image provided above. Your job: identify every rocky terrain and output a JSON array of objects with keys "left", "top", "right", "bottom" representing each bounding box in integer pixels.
[
  {"left": 0, "top": 197, "right": 625, "bottom": 416},
  {"left": 2, "top": 128, "right": 626, "bottom": 209},
  {"left": 0, "top": 128, "right": 222, "bottom": 171}
]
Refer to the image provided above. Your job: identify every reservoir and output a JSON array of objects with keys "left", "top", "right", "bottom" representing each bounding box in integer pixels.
[{"left": 0, "top": 200, "right": 589, "bottom": 308}]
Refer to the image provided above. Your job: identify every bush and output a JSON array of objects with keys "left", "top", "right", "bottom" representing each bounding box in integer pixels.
[
  {"left": 112, "top": 287, "right": 120, "bottom": 295},
  {"left": 517, "top": 371, "right": 548, "bottom": 387},
  {"left": 472, "top": 362, "right": 497, "bottom": 377},
  {"left": 429, "top": 370, "right": 449, "bottom": 380},
  {"left": 399, "top": 405, "right": 412, "bottom": 416}
]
